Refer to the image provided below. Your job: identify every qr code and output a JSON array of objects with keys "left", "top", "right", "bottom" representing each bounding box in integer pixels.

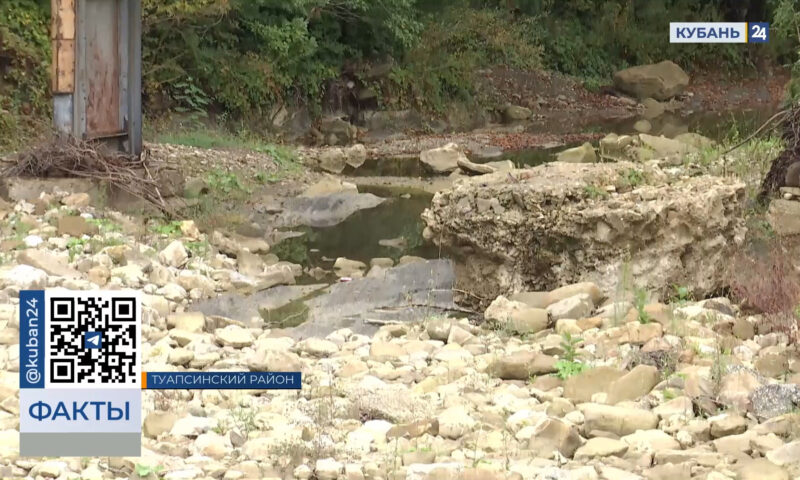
[{"left": 46, "top": 291, "right": 141, "bottom": 388}]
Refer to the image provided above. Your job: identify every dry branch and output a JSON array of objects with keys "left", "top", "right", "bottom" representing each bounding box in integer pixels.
[{"left": 0, "top": 137, "right": 176, "bottom": 216}]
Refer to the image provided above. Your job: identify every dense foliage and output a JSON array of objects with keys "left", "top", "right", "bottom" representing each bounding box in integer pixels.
[{"left": 0, "top": 0, "right": 799, "bottom": 134}]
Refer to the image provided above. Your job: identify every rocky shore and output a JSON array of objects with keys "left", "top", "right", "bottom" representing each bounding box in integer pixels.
[{"left": 0, "top": 184, "right": 799, "bottom": 480}]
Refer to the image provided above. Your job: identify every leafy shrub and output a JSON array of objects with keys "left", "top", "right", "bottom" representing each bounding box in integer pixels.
[
  {"left": 0, "top": 0, "right": 51, "bottom": 148},
  {"left": 554, "top": 359, "right": 588, "bottom": 380},
  {"left": 0, "top": 0, "right": 50, "bottom": 113},
  {"left": 142, "top": 0, "right": 420, "bottom": 117},
  {"left": 382, "top": 8, "right": 543, "bottom": 112}
]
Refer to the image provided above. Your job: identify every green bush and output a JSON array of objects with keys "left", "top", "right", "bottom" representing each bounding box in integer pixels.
[
  {"left": 2, "top": 0, "right": 799, "bottom": 134},
  {"left": 381, "top": 7, "right": 543, "bottom": 112},
  {"left": 142, "top": 0, "right": 420, "bottom": 117},
  {"left": 0, "top": 0, "right": 50, "bottom": 149},
  {"left": 0, "top": 0, "right": 50, "bottom": 113}
]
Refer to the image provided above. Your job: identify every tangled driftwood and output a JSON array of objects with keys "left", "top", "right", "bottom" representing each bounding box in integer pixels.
[{"left": 0, "top": 137, "right": 175, "bottom": 216}]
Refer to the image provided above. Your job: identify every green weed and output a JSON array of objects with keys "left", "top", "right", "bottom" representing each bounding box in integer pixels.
[
  {"left": 185, "top": 240, "right": 210, "bottom": 258},
  {"left": 619, "top": 168, "right": 646, "bottom": 189},
  {"left": 149, "top": 220, "right": 183, "bottom": 237},
  {"left": 634, "top": 287, "right": 651, "bottom": 324},
  {"left": 206, "top": 168, "right": 251, "bottom": 196},
  {"left": 560, "top": 332, "right": 582, "bottom": 363},
  {"left": 134, "top": 463, "right": 164, "bottom": 478},
  {"left": 86, "top": 218, "right": 121, "bottom": 233},
  {"left": 583, "top": 184, "right": 609, "bottom": 199},
  {"left": 554, "top": 359, "right": 588, "bottom": 380},
  {"left": 67, "top": 238, "right": 87, "bottom": 261},
  {"left": 671, "top": 285, "right": 692, "bottom": 305}
]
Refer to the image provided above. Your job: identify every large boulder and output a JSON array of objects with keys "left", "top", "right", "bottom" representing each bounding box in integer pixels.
[
  {"left": 420, "top": 143, "right": 468, "bottom": 174},
  {"left": 613, "top": 61, "right": 690, "bottom": 101},
  {"left": 421, "top": 161, "right": 746, "bottom": 305},
  {"left": 557, "top": 143, "right": 597, "bottom": 163}
]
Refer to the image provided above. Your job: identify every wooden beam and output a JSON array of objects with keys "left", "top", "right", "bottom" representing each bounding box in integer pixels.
[{"left": 51, "top": 0, "right": 76, "bottom": 93}]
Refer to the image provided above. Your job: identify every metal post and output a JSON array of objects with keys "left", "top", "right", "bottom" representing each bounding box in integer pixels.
[
  {"left": 51, "top": 0, "right": 142, "bottom": 158},
  {"left": 51, "top": 0, "right": 75, "bottom": 136}
]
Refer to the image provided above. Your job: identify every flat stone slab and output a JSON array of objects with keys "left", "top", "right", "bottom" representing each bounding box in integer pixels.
[
  {"left": 279, "top": 192, "right": 385, "bottom": 228},
  {"left": 290, "top": 259, "right": 463, "bottom": 339}
]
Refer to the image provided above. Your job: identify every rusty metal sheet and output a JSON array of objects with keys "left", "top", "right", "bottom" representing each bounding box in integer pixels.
[{"left": 84, "top": 0, "right": 121, "bottom": 136}]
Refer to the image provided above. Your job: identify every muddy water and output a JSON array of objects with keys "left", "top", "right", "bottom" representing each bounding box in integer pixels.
[
  {"left": 270, "top": 189, "right": 441, "bottom": 268},
  {"left": 272, "top": 106, "right": 778, "bottom": 270}
]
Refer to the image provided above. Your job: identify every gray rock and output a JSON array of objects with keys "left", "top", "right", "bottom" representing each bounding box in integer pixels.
[
  {"left": 422, "top": 161, "right": 745, "bottom": 303},
  {"left": 280, "top": 192, "right": 385, "bottom": 228},
  {"left": 289, "top": 259, "right": 462, "bottom": 338},
  {"left": 580, "top": 403, "right": 659, "bottom": 436},
  {"left": 768, "top": 199, "right": 800, "bottom": 237},
  {"left": 17, "top": 249, "right": 80, "bottom": 279},
  {"left": 0, "top": 264, "right": 48, "bottom": 290},
  {"left": 420, "top": 143, "right": 467, "bottom": 174},
  {"left": 613, "top": 61, "right": 690, "bottom": 100},
  {"left": 317, "top": 148, "right": 347, "bottom": 173},
  {"left": 547, "top": 293, "right": 594, "bottom": 320},
  {"left": 557, "top": 143, "right": 597, "bottom": 163},
  {"left": 300, "top": 177, "right": 358, "bottom": 197},
  {"left": 504, "top": 105, "right": 532, "bottom": 122},
  {"left": 751, "top": 384, "right": 800, "bottom": 420},
  {"left": 457, "top": 158, "right": 495, "bottom": 175}
]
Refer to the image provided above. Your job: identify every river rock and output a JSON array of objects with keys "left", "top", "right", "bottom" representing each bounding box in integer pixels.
[
  {"left": 736, "top": 458, "right": 788, "bottom": 480},
  {"left": 557, "top": 143, "right": 597, "bottom": 163},
  {"left": 508, "top": 308, "right": 549, "bottom": 334},
  {"left": 280, "top": 192, "right": 385, "bottom": 228},
  {"left": 334, "top": 257, "right": 367, "bottom": 278},
  {"left": 345, "top": 144, "right": 368, "bottom": 169},
  {"left": 613, "top": 61, "right": 690, "bottom": 101},
  {"left": 0, "top": 264, "right": 48, "bottom": 290},
  {"left": 640, "top": 98, "right": 665, "bottom": 119},
  {"left": 504, "top": 105, "right": 532, "bottom": 122},
  {"left": 457, "top": 157, "right": 495, "bottom": 175},
  {"left": 606, "top": 365, "right": 660, "bottom": 404},
  {"left": 437, "top": 406, "right": 476, "bottom": 439},
  {"left": 674, "top": 132, "right": 715, "bottom": 149},
  {"left": 574, "top": 437, "right": 628, "bottom": 459},
  {"left": 57, "top": 216, "right": 98, "bottom": 237},
  {"left": 768, "top": 199, "right": 800, "bottom": 236},
  {"left": 634, "top": 119, "right": 652, "bottom": 133},
  {"left": 17, "top": 249, "right": 80, "bottom": 279},
  {"left": 638, "top": 134, "right": 698, "bottom": 158},
  {"left": 547, "top": 293, "right": 594, "bottom": 320},
  {"left": 317, "top": 148, "right": 347, "bottom": 174},
  {"left": 710, "top": 413, "right": 747, "bottom": 438},
  {"left": 159, "top": 240, "right": 189, "bottom": 268},
  {"left": 563, "top": 366, "right": 625, "bottom": 403},
  {"left": 300, "top": 176, "right": 358, "bottom": 197},
  {"left": 422, "top": 161, "right": 745, "bottom": 304},
  {"left": 580, "top": 403, "right": 659, "bottom": 436},
  {"left": 420, "top": 143, "right": 467, "bottom": 174},
  {"left": 528, "top": 418, "right": 582, "bottom": 458},
  {"left": 144, "top": 411, "right": 178, "bottom": 438},
  {"left": 489, "top": 351, "right": 556, "bottom": 379}
]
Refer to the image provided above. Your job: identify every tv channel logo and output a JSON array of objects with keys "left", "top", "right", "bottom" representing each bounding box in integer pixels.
[{"left": 670, "top": 22, "right": 769, "bottom": 43}]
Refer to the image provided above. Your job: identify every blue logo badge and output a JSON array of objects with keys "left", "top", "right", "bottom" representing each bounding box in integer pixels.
[
  {"left": 749, "top": 23, "right": 769, "bottom": 43},
  {"left": 84, "top": 331, "right": 103, "bottom": 349}
]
